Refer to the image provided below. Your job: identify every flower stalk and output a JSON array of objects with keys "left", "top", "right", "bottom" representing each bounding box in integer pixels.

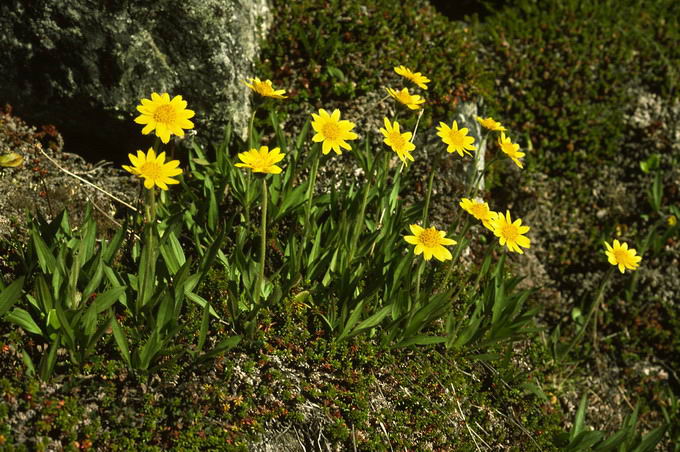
[{"left": 257, "top": 177, "right": 268, "bottom": 300}]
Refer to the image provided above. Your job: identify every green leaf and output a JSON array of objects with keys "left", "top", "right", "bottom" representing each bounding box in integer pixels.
[
  {"left": 632, "top": 425, "right": 666, "bottom": 452},
  {"left": 207, "top": 188, "right": 218, "bottom": 232},
  {"left": 21, "top": 350, "right": 36, "bottom": 376},
  {"left": 202, "top": 335, "right": 241, "bottom": 360},
  {"left": 564, "top": 431, "right": 605, "bottom": 452},
  {"left": 138, "top": 330, "right": 162, "bottom": 370},
  {"left": 185, "top": 291, "right": 220, "bottom": 319},
  {"left": 160, "top": 230, "right": 186, "bottom": 275},
  {"left": 593, "top": 427, "right": 631, "bottom": 451},
  {"left": 272, "top": 185, "right": 308, "bottom": 222},
  {"left": 197, "top": 300, "right": 211, "bottom": 353},
  {"left": 155, "top": 293, "right": 175, "bottom": 332},
  {"left": 110, "top": 315, "right": 131, "bottom": 367},
  {"left": 54, "top": 303, "right": 75, "bottom": 346},
  {"left": 39, "top": 336, "right": 60, "bottom": 380},
  {"left": 103, "top": 227, "right": 125, "bottom": 264},
  {"left": 337, "top": 299, "right": 366, "bottom": 341},
  {"left": 138, "top": 224, "right": 158, "bottom": 309},
  {"left": 349, "top": 304, "right": 392, "bottom": 336},
  {"left": 572, "top": 394, "right": 589, "bottom": 440},
  {"left": 0, "top": 276, "right": 24, "bottom": 316},
  {"left": 397, "top": 335, "right": 446, "bottom": 347},
  {"left": 31, "top": 229, "right": 58, "bottom": 274},
  {"left": 78, "top": 215, "right": 98, "bottom": 264},
  {"left": 88, "top": 286, "right": 126, "bottom": 315},
  {"left": 6, "top": 308, "right": 43, "bottom": 336}
]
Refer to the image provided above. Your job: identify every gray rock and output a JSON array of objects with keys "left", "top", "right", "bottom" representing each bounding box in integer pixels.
[{"left": 0, "top": 0, "right": 271, "bottom": 162}]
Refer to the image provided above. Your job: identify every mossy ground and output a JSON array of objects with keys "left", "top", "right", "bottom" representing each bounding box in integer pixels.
[{"left": 1, "top": 0, "right": 679, "bottom": 449}]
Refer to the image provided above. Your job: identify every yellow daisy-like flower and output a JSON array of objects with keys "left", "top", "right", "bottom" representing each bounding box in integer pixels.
[
  {"left": 459, "top": 198, "right": 498, "bottom": 231},
  {"left": 604, "top": 239, "right": 642, "bottom": 273},
  {"left": 134, "top": 93, "right": 195, "bottom": 144},
  {"left": 394, "top": 65, "right": 431, "bottom": 90},
  {"left": 379, "top": 117, "right": 415, "bottom": 165},
  {"left": 243, "top": 77, "right": 287, "bottom": 99},
  {"left": 475, "top": 116, "right": 506, "bottom": 132},
  {"left": 436, "top": 120, "right": 477, "bottom": 157},
  {"left": 491, "top": 210, "right": 530, "bottom": 254},
  {"left": 404, "top": 224, "right": 457, "bottom": 262},
  {"left": 310, "top": 109, "right": 359, "bottom": 155},
  {"left": 122, "top": 147, "right": 182, "bottom": 190},
  {"left": 498, "top": 132, "right": 525, "bottom": 168},
  {"left": 234, "top": 146, "right": 285, "bottom": 174},
  {"left": 385, "top": 87, "right": 425, "bottom": 110}
]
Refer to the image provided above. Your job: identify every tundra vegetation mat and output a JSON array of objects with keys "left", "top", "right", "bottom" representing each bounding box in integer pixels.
[{"left": 1, "top": 0, "right": 679, "bottom": 450}]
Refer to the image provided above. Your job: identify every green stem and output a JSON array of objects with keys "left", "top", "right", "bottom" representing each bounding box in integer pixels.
[
  {"left": 248, "top": 108, "right": 257, "bottom": 150},
  {"left": 438, "top": 217, "right": 472, "bottom": 292},
  {"left": 414, "top": 258, "right": 425, "bottom": 304},
  {"left": 257, "top": 178, "right": 268, "bottom": 300},
  {"left": 562, "top": 267, "right": 614, "bottom": 359},
  {"left": 303, "top": 144, "right": 321, "bottom": 241},
  {"left": 146, "top": 187, "right": 156, "bottom": 224},
  {"left": 348, "top": 179, "right": 372, "bottom": 265},
  {"left": 422, "top": 152, "right": 441, "bottom": 228}
]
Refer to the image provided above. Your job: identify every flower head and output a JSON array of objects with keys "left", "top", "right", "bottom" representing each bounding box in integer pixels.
[
  {"left": 243, "top": 77, "right": 287, "bottom": 99},
  {"left": 459, "top": 198, "right": 498, "bottom": 230},
  {"left": 122, "top": 147, "right": 182, "bottom": 190},
  {"left": 311, "top": 109, "right": 359, "bottom": 155},
  {"left": 436, "top": 120, "right": 476, "bottom": 157},
  {"left": 379, "top": 117, "right": 415, "bottom": 165},
  {"left": 604, "top": 239, "right": 642, "bottom": 273},
  {"left": 394, "top": 66, "right": 430, "bottom": 90},
  {"left": 385, "top": 87, "right": 425, "bottom": 110},
  {"left": 134, "top": 93, "right": 195, "bottom": 144},
  {"left": 491, "top": 210, "right": 530, "bottom": 254},
  {"left": 476, "top": 116, "right": 506, "bottom": 132},
  {"left": 235, "top": 146, "right": 285, "bottom": 174},
  {"left": 404, "top": 224, "right": 457, "bottom": 261},
  {"left": 498, "top": 132, "right": 525, "bottom": 168}
]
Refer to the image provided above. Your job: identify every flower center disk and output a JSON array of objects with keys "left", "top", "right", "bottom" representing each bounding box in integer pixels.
[
  {"left": 389, "top": 132, "right": 406, "bottom": 149},
  {"left": 613, "top": 249, "right": 630, "bottom": 264},
  {"left": 448, "top": 130, "right": 464, "bottom": 147},
  {"left": 140, "top": 162, "right": 163, "bottom": 179},
  {"left": 153, "top": 105, "right": 176, "bottom": 124},
  {"left": 501, "top": 224, "right": 519, "bottom": 241},
  {"left": 322, "top": 122, "right": 341, "bottom": 141},
  {"left": 419, "top": 228, "right": 440, "bottom": 247}
]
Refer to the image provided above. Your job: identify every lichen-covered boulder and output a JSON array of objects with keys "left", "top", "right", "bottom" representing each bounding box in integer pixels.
[{"left": 0, "top": 0, "right": 271, "bottom": 162}]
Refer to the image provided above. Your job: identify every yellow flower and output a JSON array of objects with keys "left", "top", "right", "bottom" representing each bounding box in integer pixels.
[
  {"left": 491, "top": 210, "right": 530, "bottom": 254},
  {"left": 243, "top": 77, "right": 287, "bottom": 99},
  {"left": 498, "top": 132, "right": 525, "bottom": 168},
  {"left": 310, "top": 109, "right": 359, "bottom": 155},
  {"left": 668, "top": 215, "right": 677, "bottom": 227},
  {"left": 385, "top": 87, "right": 425, "bottom": 110},
  {"left": 235, "top": 146, "right": 285, "bottom": 174},
  {"left": 134, "top": 93, "right": 195, "bottom": 144},
  {"left": 122, "top": 147, "right": 182, "bottom": 190},
  {"left": 436, "top": 120, "right": 476, "bottom": 157},
  {"left": 459, "top": 198, "right": 498, "bottom": 231},
  {"left": 394, "top": 65, "right": 430, "bottom": 90},
  {"left": 476, "top": 116, "right": 506, "bottom": 132},
  {"left": 379, "top": 117, "right": 415, "bottom": 165},
  {"left": 404, "top": 224, "right": 457, "bottom": 261},
  {"left": 604, "top": 239, "right": 642, "bottom": 273}
]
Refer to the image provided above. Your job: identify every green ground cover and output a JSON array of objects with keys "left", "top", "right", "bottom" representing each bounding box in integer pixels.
[{"left": 1, "top": 0, "right": 679, "bottom": 450}]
